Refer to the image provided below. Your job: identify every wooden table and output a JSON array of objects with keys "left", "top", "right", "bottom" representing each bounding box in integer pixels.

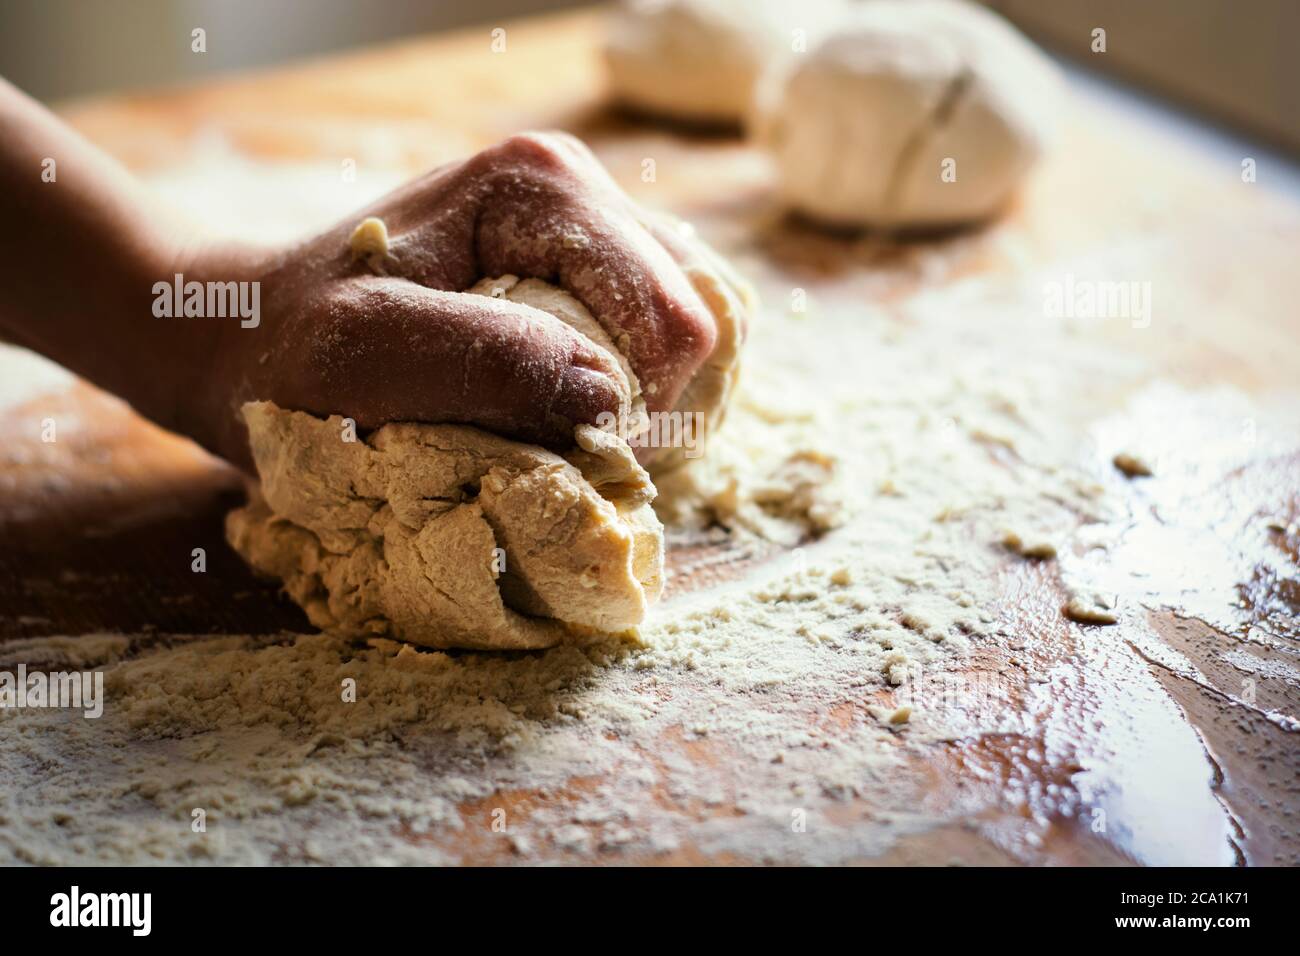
[{"left": 2, "top": 6, "right": 1297, "bottom": 865}]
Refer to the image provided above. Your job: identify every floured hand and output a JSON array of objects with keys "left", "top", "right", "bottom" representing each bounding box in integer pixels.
[{"left": 194, "top": 132, "right": 734, "bottom": 469}]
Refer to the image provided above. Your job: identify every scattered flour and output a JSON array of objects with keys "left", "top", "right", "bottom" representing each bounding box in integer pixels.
[
  {"left": 0, "top": 140, "right": 1194, "bottom": 865},
  {"left": 0, "top": 346, "right": 75, "bottom": 413},
  {"left": 0, "top": 247, "right": 1130, "bottom": 864}
]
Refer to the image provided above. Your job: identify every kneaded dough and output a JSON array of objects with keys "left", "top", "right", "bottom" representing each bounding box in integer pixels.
[
  {"left": 227, "top": 403, "right": 663, "bottom": 650},
  {"left": 756, "top": 0, "right": 1063, "bottom": 229},
  {"left": 473, "top": 237, "right": 754, "bottom": 477},
  {"left": 605, "top": 0, "right": 845, "bottom": 125},
  {"left": 226, "top": 254, "right": 750, "bottom": 649},
  {"left": 226, "top": 279, "right": 673, "bottom": 651},
  {"left": 467, "top": 274, "right": 650, "bottom": 442},
  {"left": 658, "top": 221, "right": 753, "bottom": 474}
]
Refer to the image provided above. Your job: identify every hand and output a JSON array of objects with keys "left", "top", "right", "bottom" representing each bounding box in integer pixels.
[{"left": 198, "top": 132, "right": 722, "bottom": 468}]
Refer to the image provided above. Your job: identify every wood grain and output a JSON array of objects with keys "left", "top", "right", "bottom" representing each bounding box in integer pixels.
[{"left": 2, "top": 7, "right": 1297, "bottom": 865}]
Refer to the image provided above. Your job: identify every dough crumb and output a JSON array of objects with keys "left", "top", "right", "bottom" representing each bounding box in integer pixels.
[
  {"left": 1063, "top": 591, "right": 1119, "bottom": 625},
  {"left": 349, "top": 216, "right": 393, "bottom": 273},
  {"left": 1002, "top": 529, "right": 1058, "bottom": 560},
  {"left": 1113, "top": 451, "right": 1153, "bottom": 478}
]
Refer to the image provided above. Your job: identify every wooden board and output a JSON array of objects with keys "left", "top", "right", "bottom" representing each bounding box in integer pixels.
[{"left": 2, "top": 7, "right": 1297, "bottom": 865}]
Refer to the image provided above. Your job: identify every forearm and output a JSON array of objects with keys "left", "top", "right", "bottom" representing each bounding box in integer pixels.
[{"left": 0, "top": 77, "right": 238, "bottom": 443}]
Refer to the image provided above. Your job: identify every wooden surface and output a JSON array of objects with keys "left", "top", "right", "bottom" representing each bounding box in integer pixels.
[{"left": 2, "top": 7, "right": 1298, "bottom": 865}]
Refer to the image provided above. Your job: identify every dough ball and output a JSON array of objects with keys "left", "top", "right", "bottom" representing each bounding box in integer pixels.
[
  {"left": 605, "top": 0, "right": 846, "bottom": 125},
  {"left": 227, "top": 402, "right": 664, "bottom": 651},
  {"left": 757, "top": 0, "right": 1063, "bottom": 229},
  {"left": 472, "top": 240, "right": 753, "bottom": 477}
]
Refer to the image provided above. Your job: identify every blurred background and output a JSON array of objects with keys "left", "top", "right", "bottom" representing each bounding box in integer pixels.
[
  {"left": 0, "top": 0, "right": 584, "bottom": 98},
  {"left": 1, "top": 0, "right": 1297, "bottom": 153}
]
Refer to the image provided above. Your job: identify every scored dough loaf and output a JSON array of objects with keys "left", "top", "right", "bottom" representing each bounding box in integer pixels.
[
  {"left": 756, "top": 0, "right": 1063, "bottom": 229},
  {"left": 605, "top": 0, "right": 846, "bottom": 125}
]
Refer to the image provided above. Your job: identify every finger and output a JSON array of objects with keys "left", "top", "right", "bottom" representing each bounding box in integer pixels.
[
  {"left": 477, "top": 188, "right": 716, "bottom": 414},
  {"left": 268, "top": 277, "right": 628, "bottom": 449},
  {"left": 639, "top": 210, "right": 754, "bottom": 347},
  {"left": 470, "top": 133, "right": 719, "bottom": 415}
]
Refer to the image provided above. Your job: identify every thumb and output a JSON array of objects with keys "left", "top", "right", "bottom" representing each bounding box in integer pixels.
[{"left": 267, "top": 276, "right": 629, "bottom": 449}]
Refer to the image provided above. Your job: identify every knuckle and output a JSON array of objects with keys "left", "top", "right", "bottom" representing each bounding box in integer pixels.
[
  {"left": 670, "top": 298, "right": 719, "bottom": 367},
  {"left": 491, "top": 131, "right": 580, "bottom": 176}
]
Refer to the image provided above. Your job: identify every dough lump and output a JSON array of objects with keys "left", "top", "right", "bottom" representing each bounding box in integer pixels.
[
  {"left": 226, "top": 280, "right": 669, "bottom": 651},
  {"left": 226, "top": 238, "right": 752, "bottom": 649},
  {"left": 757, "top": 0, "right": 1063, "bottom": 229},
  {"left": 605, "top": 0, "right": 845, "bottom": 125},
  {"left": 228, "top": 404, "right": 663, "bottom": 650}
]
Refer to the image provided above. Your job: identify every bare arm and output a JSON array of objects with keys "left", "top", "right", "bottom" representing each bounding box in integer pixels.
[{"left": 0, "top": 76, "right": 232, "bottom": 441}]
